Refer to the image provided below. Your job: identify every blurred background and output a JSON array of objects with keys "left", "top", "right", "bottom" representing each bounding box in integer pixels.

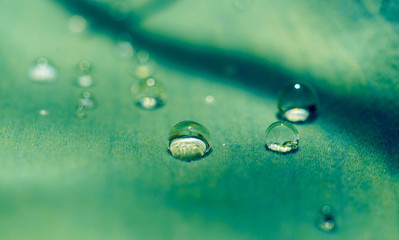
[{"left": 1, "top": 0, "right": 399, "bottom": 239}]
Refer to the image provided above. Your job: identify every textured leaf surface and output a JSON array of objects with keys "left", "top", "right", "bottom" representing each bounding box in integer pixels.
[{"left": 0, "top": 0, "right": 398, "bottom": 239}]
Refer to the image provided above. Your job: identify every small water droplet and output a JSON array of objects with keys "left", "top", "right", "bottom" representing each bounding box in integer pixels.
[
  {"left": 132, "top": 78, "right": 166, "bottom": 110},
  {"left": 29, "top": 57, "right": 57, "bottom": 83},
  {"left": 78, "top": 91, "right": 96, "bottom": 109},
  {"left": 116, "top": 33, "right": 134, "bottom": 59},
  {"left": 317, "top": 206, "right": 336, "bottom": 232},
  {"left": 137, "top": 50, "right": 150, "bottom": 64},
  {"left": 205, "top": 95, "right": 215, "bottom": 104},
  {"left": 78, "top": 59, "right": 91, "bottom": 73},
  {"left": 77, "top": 75, "right": 94, "bottom": 88},
  {"left": 38, "top": 109, "right": 49, "bottom": 116},
  {"left": 69, "top": 15, "right": 87, "bottom": 33},
  {"left": 168, "top": 121, "right": 211, "bottom": 161},
  {"left": 278, "top": 82, "right": 318, "bottom": 123},
  {"left": 75, "top": 104, "right": 87, "bottom": 118},
  {"left": 134, "top": 63, "right": 155, "bottom": 79},
  {"left": 134, "top": 50, "right": 156, "bottom": 79},
  {"left": 265, "top": 121, "right": 299, "bottom": 153},
  {"left": 76, "top": 59, "right": 94, "bottom": 88}
]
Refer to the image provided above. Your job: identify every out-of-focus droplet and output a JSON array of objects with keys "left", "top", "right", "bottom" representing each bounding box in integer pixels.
[
  {"left": 69, "top": 15, "right": 87, "bottom": 33},
  {"left": 134, "top": 50, "right": 155, "bottom": 79},
  {"left": 78, "top": 59, "right": 91, "bottom": 73},
  {"left": 205, "top": 95, "right": 215, "bottom": 104},
  {"left": 116, "top": 33, "right": 134, "bottom": 59},
  {"left": 134, "top": 64, "right": 155, "bottom": 79},
  {"left": 132, "top": 78, "right": 166, "bottom": 110},
  {"left": 137, "top": 50, "right": 150, "bottom": 64},
  {"left": 278, "top": 82, "right": 318, "bottom": 123},
  {"left": 38, "top": 109, "right": 49, "bottom": 116},
  {"left": 168, "top": 121, "right": 212, "bottom": 161},
  {"left": 265, "top": 121, "right": 299, "bottom": 153},
  {"left": 77, "top": 75, "right": 94, "bottom": 88},
  {"left": 76, "top": 59, "right": 94, "bottom": 88},
  {"left": 317, "top": 206, "right": 336, "bottom": 232},
  {"left": 29, "top": 57, "right": 57, "bottom": 83},
  {"left": 75, "top": 105, "right": 87, "bottom": 118},
  {"left": 78, "top": 91, "right": 96, "bottom": 109}
]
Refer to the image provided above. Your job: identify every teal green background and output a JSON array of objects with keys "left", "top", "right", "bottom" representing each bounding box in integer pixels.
[{"left": 0, "top": 0, "right": 399, "bottom": 239}]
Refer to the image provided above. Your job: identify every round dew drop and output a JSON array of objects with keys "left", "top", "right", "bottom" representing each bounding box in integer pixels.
[
  {"left": 265, "top": 121, "right": 299, "bottom": 153},
  {"left": 277, "top": 83, "right": 318, "bottom": 123},
  {"left": 168, "top": 121, "right": 211, "bottom": 161}
]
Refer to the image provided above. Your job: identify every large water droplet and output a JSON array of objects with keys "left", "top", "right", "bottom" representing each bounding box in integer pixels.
[
  {"left": 278, "top": 83, "right": 318, "bottom": 123},
  {"left": 265, "top": 121, "right": 299, "bottom": 153},
  {"left": 132, "top": 78, "right": 166, "bottom": 110},
  {"left": 168, "top": 121, "right": 211, "bottom": 161},
  {"left": 29, "top": 57, "right": 57, "bottom": 83}
]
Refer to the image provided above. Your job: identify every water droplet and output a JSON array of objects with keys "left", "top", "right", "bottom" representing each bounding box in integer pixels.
[
  {"left": 78, "top": 59, "right": 91, "bottom": 72},
  {"left": 134, "top": 63, "right": 155, "bottom": 79},
  {"left": 278, "top": 83, "right": 318, "bottom": 123},
  {"left": 134, "top": 50, "right": 155, "bottom": 79},
  {"left": 321, "top": 205, "right": 332, "bottom": 215},
  {"left": 69, "top": 15, "right": 87, "bottom": 33},
  {"left": 78, "top": 91, "right": 96, "bottom": 109},
  {"left": 132, "top": 78, "right": 166, "bottom": 110},
  {"left": 265, "top": 121, "right": 299, "bottom": 153},
  {"left": 205, "top": 95, "right": 215, "bottom": 104},
  {"left": 116, "top": 33, "right": 134, "bottom": 59},
  {"left": 234, "top": 0, "right": 254, "bottom": 11},
  {"left": 77, "top": 75, "right": 94, "bottom": 88},
  {"left": 38, "top": 109, "right": 49, "bottom": 116},
  {"left": 317, "top": 206, "right": 336, "bottom": 232},
  {"left": 29, "top": 57, "right": 57, "bottom": 83},
  {"left": 76, "top": 59, "right": 94, "bottom": 88},
  {"left": 168, "top": 121, "right": 211, "bottom": 161},
  {"left": 137, "top": 50, "right": 150, "bottom": 64},
  {"left": 75, "top": 104, "right": 87, "bottom": 118}
]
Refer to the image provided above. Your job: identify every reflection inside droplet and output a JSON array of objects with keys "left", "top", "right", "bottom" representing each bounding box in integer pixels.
[
  {"left": 168, "top": 121, "right": 211, "bottom": 161},
  {"left": 29, "top": 57, "right": 57, "bottom": 83}
]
